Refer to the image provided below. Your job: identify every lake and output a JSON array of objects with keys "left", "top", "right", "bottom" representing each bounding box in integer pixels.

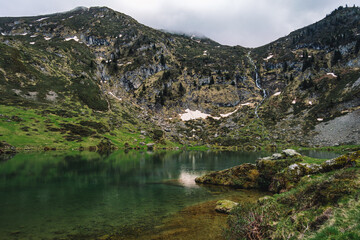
[{"left": 0, "top": 150, "right": 272, "bottom": 239}]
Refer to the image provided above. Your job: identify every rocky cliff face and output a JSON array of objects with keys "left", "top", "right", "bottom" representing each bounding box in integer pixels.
[{"left": 0, "top": 6, "right": 359, "bottom": 148}]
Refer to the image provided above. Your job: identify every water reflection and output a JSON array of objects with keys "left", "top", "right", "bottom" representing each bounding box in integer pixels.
[
  {"left": 177, "top": 171, "right": 202, "bottom": 188},
  {"left": 0, "top": 150, "right": 270, "bottom": 240},
  {"left": 300, "top": 150, "right": 341, "bottom": 159}
]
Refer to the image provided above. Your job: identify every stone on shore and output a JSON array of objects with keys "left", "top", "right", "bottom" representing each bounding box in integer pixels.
[
  {"left": 195, "top": 163, "right": 259, "bottom": 189},
  {"left": 215, "top": 200, "right": 238, "bottom": 214}
]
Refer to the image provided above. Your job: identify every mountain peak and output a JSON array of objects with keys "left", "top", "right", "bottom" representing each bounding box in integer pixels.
[{"left": 67, "top": 6, "right": 89, "bottom": 13}]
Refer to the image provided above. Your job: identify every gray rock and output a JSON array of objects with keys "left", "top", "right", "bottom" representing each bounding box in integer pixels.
[
  {"left": 215, "top": 200, "right": 238, "bottom": 214},
  {"left": 271, "top": 153, "right": 283, "bottom": 160},
  {"left": 146, "top": 143, "right": 155, "bottom": 150},
  {"left": 282, "top": 149, "right": 301, "bottom": 157}
]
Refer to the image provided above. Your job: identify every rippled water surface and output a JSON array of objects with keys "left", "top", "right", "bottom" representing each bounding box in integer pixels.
[{"left": 0, "top": 150, "right": 270, "bottom": 240}]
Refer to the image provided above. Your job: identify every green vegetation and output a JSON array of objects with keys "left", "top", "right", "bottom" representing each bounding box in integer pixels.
[
  {"left": 226, "top": 151, "right": 360, "bottom": 240},
  {"left": 0, "top": 104, "right": 165, "bottom": 150},
  {"left": 0, "top": 6, "right": 359, "bottom": 152}
]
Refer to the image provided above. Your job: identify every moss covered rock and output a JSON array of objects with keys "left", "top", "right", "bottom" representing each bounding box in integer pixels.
[
  {"left": 321, "top": 151, "right": 359, "bottom": 171},
  {"left": 215, "top": 200, "right": 239, "bottom": 214},
  {"left": 256, "top": 156, "right": 303, "bottom": 189},
  {"left": 269, "top": 163, "right": 323, "bottom": 193},
  {"left": 195, "top": 163, "right": 259, "bottom": 189}
]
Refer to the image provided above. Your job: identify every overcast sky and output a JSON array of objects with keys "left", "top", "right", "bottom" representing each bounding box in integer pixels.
[{"left": 0, "top": 0, "right": 358, "bottom": 47}]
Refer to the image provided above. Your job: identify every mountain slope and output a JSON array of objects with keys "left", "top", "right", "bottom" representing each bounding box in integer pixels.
[{"left": 0, "top": 6, "right": 359, "bottom": 150}]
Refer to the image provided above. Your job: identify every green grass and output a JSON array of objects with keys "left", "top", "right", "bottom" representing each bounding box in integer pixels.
[
  {"left": 0, "top": 104, "right": 166, "bottom": 150},
  {"left": 303, "top": 156, "right": 328, "bottom": 164},
  {"left": 227, "top": 162, "right": 360, "bottom": 240},
  {"left": 307, "top": 198, "right": 360, "bottom": 240}
]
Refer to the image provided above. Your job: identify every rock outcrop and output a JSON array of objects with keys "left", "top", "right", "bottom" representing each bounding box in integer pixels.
[
  {"left": 195, "top": 163, "right": 260, "bottom": 189},
  {"left": 195, "top": 150, "right": 360, "bottom": 193}
]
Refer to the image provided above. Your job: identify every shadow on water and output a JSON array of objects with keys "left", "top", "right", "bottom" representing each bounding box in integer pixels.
[{"left": 0, "top": 150, "right": 270, "bottom": 240}]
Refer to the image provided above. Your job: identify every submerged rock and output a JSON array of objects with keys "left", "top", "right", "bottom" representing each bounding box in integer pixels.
[
  {"left": 215, "top": 200, "right": 238, "bottom": 214},
  {"left": 195, "top": 163, "right": 259, "bottom": 189}
]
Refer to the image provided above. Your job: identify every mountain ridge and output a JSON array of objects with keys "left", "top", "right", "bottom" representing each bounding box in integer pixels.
[{"left": 0, "top": 5, "right": 359, "bottom": 150}]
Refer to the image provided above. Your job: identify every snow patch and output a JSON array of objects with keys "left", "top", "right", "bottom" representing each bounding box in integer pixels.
[
  {"left": 203, "top": 50, "right": 208, "bottom": 56},
  {"left": 180, "top": 109, "right": 211, "bottom": 121},
  {"left": 35, "top": 17, "right": 49, "bottom": 22},
  {"left": 220, "top": 109, "right": 238, "bottom": 118},
  {"left": 240, "top": 102, "right": 250, "bottom": 106},
  {"left": 264, "top": 54, "right": 273, "bottom": 61},
  {"left": 20, "top": 32, "right": 27, "bottom": 36},
  {"left": 1, "top": 32, "right": 5, "bottom": 36},
  {"left": 30, "top": 35, "right": 37, "bottom": 38},
  {"left": 29, "top": 42, "right": 35, "bottom": 45},
  {"left": 327, "top": 73, "right": 337, "bottom": 78},
  {"left": 309, "top": 101, "right": 313, "bottom": 105},
  {"left": 292, "top": 99, "right": 296, "bottom": 104},
  {"left": 44, "top": 37, "right": 51, "bottom": 41},
  {"left": 108, "top": 92, "right": 122, "bottom": 101},
  {"left": 65, "top": 36, "right": 79, "bottom": 42},
  {"left": 273, "top": 92, "right": 281, "bottom": 96},
  {"left": 317, "top": 118, "right": 324, "bottom": 122}
]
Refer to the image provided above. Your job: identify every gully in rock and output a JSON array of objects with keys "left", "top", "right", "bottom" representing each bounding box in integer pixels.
[{"left": 247, "top": 51, "right": 267, "bottom": 118}]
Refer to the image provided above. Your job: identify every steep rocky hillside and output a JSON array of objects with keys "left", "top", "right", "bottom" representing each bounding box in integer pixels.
[{"left": 0, "top": 6, "right": 359, "bottom": 150}]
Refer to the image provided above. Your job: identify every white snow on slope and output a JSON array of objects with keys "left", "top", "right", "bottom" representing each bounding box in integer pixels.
[
  {"left": 180, "top": 109, "right": 211, "bottom": 121},
  {"left": 273, "top": 92, "right": 281, "bottom": 96},
  {"left": 264, "top": 55, "right": 273, "bottom": 61},
  {"left": 35, "top": 17, "right": 49, "bottom": 22},
  {"left": 29, "top": 42, "right": 35, "bottom": 45},
  {"left": 180, "top": 103, "right": 253, "bottom": 121},
  {"left": 108, "top": 92, "right": 122, "bottom": 101},
  {"left": 65, "top": 36, "right": 79, "bottom": 42},
  {"left": 220, "top": 109, "right": 238, "bottom": 118},
  {"left": 327, "top": 73, "right": 337, "bottom": 78},
  {"left": 44, "top": 37, "right": 51, "bottom": 41}
]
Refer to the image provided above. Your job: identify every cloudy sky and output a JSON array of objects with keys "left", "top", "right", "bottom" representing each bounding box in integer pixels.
[{"left": 0, "top": 0, "right": 358, "bottom": 47}]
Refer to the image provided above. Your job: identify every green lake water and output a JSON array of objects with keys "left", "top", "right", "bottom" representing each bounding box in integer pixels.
[{"left": 0, "top": 150, "right": 271, "bottom": 240}]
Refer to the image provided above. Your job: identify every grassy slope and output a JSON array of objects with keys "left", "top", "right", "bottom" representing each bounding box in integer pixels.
[{"left": 226, "top": 152, "right": 360, "bottom": 240}]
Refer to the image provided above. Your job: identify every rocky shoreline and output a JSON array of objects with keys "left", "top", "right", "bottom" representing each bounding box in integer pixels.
[
  {"left": 196, "top": 149, "right": 359, "bottom": 193},
  {"left": 196, "top": 149, "right": 360, "bottom": 239}
]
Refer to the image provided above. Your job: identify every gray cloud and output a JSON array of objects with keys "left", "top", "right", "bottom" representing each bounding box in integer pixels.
[{"left": 0, "top": 0, "right": 358, "bottom": 47}]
